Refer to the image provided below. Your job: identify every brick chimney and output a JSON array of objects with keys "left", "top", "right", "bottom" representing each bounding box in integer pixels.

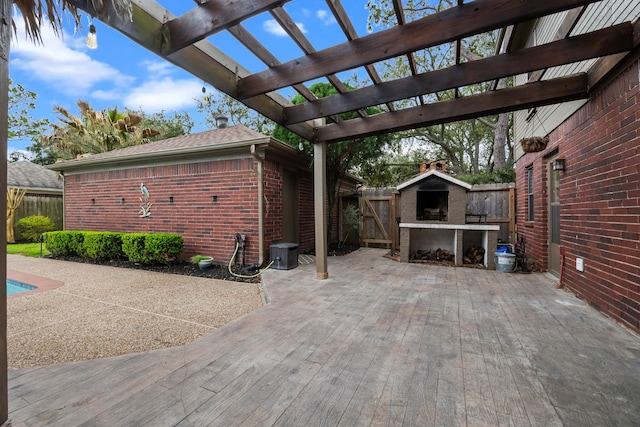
[{"left": 419, "top": 161, "right": 446, "bottom": 173}]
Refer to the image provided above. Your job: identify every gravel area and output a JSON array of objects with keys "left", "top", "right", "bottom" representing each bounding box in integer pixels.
[{"left": 7, "top": 254, "right": 266, "bottom": 370}]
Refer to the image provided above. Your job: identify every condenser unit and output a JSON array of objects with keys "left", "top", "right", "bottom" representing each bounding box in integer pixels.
[{"left": 269, "top": 243, "right": 299, "bottom": 270}]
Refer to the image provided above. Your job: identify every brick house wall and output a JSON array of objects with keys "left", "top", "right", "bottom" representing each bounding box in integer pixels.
[
  {"left": 298, "top": 172, "right": 315, "bottom": 254},
  {"left": 63, "top": 155, "right": 316, "bottom": 265},
  {"left": 516, "top": 59, "right": 640, "bottom": 332},
  {"left": 263, "top": 158, "right": 284, "bottom": 256}
]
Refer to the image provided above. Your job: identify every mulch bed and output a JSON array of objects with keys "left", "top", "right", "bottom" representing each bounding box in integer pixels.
[{"left": 47, "top": 243, "right": 360, "bottom": 284}]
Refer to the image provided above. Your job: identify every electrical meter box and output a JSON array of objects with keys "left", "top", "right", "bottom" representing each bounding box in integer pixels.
[{"left": 269, "top": 243, "right": 299, "bottom": 270}]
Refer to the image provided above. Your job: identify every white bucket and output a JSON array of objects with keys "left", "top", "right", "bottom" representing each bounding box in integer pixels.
[{"left": 494, "top": 252, "right": 516, "bottom": 272}]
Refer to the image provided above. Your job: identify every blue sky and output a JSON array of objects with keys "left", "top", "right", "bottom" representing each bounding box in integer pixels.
[{"left": 8, "top": 1, "right": 375, "bottom": 157}]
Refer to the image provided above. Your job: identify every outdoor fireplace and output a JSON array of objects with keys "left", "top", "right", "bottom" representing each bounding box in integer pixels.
[
  {"left": 416, "top": 190, "right": 448, "bottom": 221},
  {"left": 397, "top": 169, "right": 499, "bottom": 268}
]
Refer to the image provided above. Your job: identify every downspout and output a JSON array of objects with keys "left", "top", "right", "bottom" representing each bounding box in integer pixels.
[{"left": 250, "top": 145, "right": 264, "bottom": 266}]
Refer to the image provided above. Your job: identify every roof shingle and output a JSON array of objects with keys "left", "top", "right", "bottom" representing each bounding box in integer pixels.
[{"left": 8, "top": 161, "right": 63, "bottom": 191}]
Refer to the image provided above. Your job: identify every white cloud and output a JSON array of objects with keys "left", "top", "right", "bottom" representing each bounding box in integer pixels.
[
  {"left": 11, "top": 21, "right": 133, "bottom": 97},
  {"left": 10, "top": 18, "right": 201, "bottom": 115},
  {"left": 140, "top": 60, "right": 175, "bottom": 78},
  {"left": 123, "top": 77, "right": 203, "bottom": 113},
  {"left": 317, "top": 10, "right": 337, "bottom": 25},
  {"left": 263, "top": 19, "right": 307, "bottom": 37}
]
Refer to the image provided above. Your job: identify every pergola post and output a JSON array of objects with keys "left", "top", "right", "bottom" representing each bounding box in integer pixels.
[
  {"left": 0, "top": 1, "right": 10, "bottom": 423},
  {"left": 313, "top": 139, "right": 328, "bottom": 280}
]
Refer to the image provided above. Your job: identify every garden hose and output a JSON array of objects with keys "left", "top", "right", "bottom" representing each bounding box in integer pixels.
[{"left": 228, "top": 240, "right": 275, "bottom": 279}]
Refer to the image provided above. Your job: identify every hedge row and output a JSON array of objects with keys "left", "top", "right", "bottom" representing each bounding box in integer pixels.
[{"left": 43, "top": 231, "right": 184, "bottom": 264}]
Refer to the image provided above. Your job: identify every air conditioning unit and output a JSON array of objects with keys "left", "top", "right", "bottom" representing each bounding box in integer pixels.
[{"left": 269, "top": 243, "right": 299, "bottom": 270}]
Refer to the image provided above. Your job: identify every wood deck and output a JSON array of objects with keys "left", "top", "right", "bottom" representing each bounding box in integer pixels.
[{"left": 8, "top": 248, "right": 640, "bottom": 426}]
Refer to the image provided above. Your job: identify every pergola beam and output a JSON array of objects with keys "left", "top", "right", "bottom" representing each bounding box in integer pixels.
[
  {"left": 238, "top": 0, "right": 601, "bottom": 99},
  {"left": 162, "top": 0, "right": 292, "bottom": 55},
  {"left": 63, "top": 0, "right": 315, "bottom": 141},
  {"left": 315, "top": 74, "right": 589, "bottom": 143},
  {"left": 283, "top": 22, "right": 634, "bottom": 125}
]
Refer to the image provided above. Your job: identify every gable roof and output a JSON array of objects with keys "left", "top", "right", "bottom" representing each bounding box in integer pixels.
[
  {"left": 47, "top": 125, "right": 307, "bottom": 174},
  {"left": 397, "top": 169, "right": 472, "bottom": 191},
  {"left": 8, "top": 161, "right": 63, "bottom": 193}
]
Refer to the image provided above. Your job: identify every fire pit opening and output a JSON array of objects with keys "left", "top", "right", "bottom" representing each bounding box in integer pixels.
[{"left": 417, "top": 190, "right": 448, "bottom": 221}]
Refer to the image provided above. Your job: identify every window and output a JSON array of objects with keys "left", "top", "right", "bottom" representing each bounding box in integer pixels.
[{"left": 526, "top": 166, "right": 534, "bottom": 221}]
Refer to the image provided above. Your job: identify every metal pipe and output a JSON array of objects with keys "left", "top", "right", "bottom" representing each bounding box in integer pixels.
[{"left": 250, "top": 144, "right": 265, "bottom": 266}]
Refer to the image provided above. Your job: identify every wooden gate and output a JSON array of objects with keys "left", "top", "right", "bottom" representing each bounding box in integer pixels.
[{"left": 360, "top": 191, "right": 398, "bottom": 249}]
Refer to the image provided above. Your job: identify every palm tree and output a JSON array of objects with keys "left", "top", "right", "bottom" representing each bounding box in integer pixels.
[
  {"left": 12, "top": 0, "right": 131, "bottom": 42},
  {"left": 43, "top": 100, "right": 161, "bottom": 159}
]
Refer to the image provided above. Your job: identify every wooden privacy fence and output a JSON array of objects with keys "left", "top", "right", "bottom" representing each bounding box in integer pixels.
[
  {"left": 354, "top": 183, "right": 515, "bottom": 250},
  {"left": 465, "top": 183, "right": 516, "bottom": 245},
  {"left": 14, "top": 194, "right": 64, "bottom": 240}
]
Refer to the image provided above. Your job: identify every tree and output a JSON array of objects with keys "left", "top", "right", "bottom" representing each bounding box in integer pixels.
[
  {"left": 22, "top": 139, "right": 58, "bottom": 165},
  {"left": 7, "top": 79, "right": 51, "bottom": 163},
  {"left": 355, "top": 144, "right": 435, "bottom": 187},
  {"left": 8, "top": 79, "right": 49, "bottom": 141},
  {"left": 42, "top": 100, "right": 161, "bottom": 159},
  {"left": 135, "top": 109, "right": 194, "bottom": 140},
  {"left": 197, "top": 87, "right": 271, "bottom": 133},
  {"left": 273, "top": 82, "right": 391, "bottom": 243},
  {"left": 366, "top": 0, "right": 512, "bottom": 177}
]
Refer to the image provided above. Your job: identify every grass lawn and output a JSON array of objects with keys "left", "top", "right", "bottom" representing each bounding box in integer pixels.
[{"left": 7, "top": 243, "right": 50, "bottom": 257}]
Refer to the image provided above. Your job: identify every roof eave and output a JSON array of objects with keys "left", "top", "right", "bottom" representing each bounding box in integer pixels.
[
  {"left": 397, "top": 169, "right": 472, "bottom": 191},
  {"left": 47, "top": 137, "right": 273, "bottom": 173}
]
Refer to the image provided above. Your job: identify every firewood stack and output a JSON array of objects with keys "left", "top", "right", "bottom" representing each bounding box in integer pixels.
[
  {"left": 463, "top": 245, "right": 485, "bottom": 264},
  {"left": 410, "top": 248, "right": 455, "bottom": 263}
]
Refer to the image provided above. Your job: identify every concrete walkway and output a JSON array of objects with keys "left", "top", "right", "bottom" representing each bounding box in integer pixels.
[{"left": 8, "top": 248, "right": 640, "bottom": 426}]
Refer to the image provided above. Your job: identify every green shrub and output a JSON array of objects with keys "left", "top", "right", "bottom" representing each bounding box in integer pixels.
[
  {"left": 121, "top": 233, "right": 147, "bottom": 263},
  {"left": 16, "top": 215, "right": 55, "bottom": 242},
  {"left": 82, "top": 231, "right": 124, "bottom": 260},
  {"left": 144, "top": 233, "right": 184, "bottom": 264},
  {"left": 340, "top": 204, "right": 361, "bottom": 247},
  {"left": 121, "top": 233, "right": 184, "bottom": 264},
  {"left": 44, "top": 231, "right": 85, "bottom": 256},
  {"left": 45, "top": 231, "right": 183, "bottom": 264}
]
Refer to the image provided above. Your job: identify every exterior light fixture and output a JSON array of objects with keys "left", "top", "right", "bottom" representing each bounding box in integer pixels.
[
  {"left": 120, "top": 197, "right": 125, "bottom": 204},
  {"left": 90, "top": 198, "right": 95, "bottom": 204},
  {"left": 86, "top": 24, "right": 98, "bottom": 49},
  {"left": 553, "top": 156, "right": 566, "bottom": 171},
  {"left": 211, "top": 195, "right": 218, "bottom": 202},
  {"left": 169, "top": 196, "right": 174, "bottom": 203}
]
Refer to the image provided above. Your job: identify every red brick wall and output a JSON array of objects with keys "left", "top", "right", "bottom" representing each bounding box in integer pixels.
[
  {"left": 64, "top": 159, "right": 260, "bottom": 263},
  {"left": 516, "top": 59, "right": 640, "bottom": 331},
  {"left": 64, "top": 157, "right": 316, "bottom": 265},
  {"left": 515, "top": 160, "right": 549, "bottom": 269},
  {"left": 262, "top": 158, "right": 283, "bottom": 254},
  {"left": 298, "top": 172, "right": 315, "bottom": 254}
]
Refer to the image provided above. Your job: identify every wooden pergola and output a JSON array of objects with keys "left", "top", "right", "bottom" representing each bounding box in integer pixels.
[{"left": 18, "top": 0, "right": 640, "bottom": 280}]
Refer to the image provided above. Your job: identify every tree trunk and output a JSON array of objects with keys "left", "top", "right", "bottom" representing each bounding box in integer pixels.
[
  {"left": 493, "top": 79, "right": 509, "bottom": 170},
  {"left": 7, "top": 187, "right": 27, "bottom": 243},
  {"left": 493, "top": 112, "right": 509, "bottom": 169}
]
